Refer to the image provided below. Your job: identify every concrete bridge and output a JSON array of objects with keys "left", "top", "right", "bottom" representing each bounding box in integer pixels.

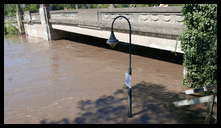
[{"left": 21, "top": 5, "right": 184, "bottom": 53}]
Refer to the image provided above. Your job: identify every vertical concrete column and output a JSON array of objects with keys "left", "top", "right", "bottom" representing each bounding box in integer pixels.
[
  {"left": 24, "top": 11, "right": 31, "bottom": 23},
  {"left": 16, "top": 4, "right": 25, "bottom": 34},
  {"left": 27, "top": 11, "right": 32, "bottom": 22},
  {"left": 75, "top": 4, "right": 78, "bottom": 10},
  {"left": 39, "top": 4, "right": 52, "bottom": 40}
]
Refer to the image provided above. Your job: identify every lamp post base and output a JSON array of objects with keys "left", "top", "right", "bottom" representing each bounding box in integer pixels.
[{"left": 128, "top": 87, "right": 133, "bottom": 118}]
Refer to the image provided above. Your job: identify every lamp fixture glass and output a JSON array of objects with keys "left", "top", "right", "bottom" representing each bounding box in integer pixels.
[{"left": 106, "top": 31, "right": 119, "bottom": 48}]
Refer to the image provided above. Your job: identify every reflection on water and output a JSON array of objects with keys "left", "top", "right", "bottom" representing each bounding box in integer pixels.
[{"left": 4, "top": 35, "right": 188, "bottom": 124}]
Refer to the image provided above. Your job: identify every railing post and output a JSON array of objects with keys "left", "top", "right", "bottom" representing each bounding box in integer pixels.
[{"left": 24, "top": 11, "right": 31, "bottom": 23}]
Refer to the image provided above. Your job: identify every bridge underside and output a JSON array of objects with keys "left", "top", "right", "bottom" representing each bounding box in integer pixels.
[{"left": 51, "top": 24, "right": 183, "bottom": 53}]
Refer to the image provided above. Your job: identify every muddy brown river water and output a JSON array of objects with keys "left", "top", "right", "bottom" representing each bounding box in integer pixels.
[{"left": 4, "top": 35, "right": 206, "bottom": 124}]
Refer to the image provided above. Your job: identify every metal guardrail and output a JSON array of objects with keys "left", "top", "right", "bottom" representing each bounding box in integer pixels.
[{"left": 173, "top": 85, "right": 217, "bottom": 124}]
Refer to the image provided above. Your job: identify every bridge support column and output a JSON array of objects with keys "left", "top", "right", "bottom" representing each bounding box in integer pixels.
[
  {"left": 39, "top": 4, "right": 66, "bottom": 40},
  {"left": 16, "top": 4, "right": 25, "bottom": 34},
  {"left": 39, "top": 4, "right": 52, "bottom": 40}
]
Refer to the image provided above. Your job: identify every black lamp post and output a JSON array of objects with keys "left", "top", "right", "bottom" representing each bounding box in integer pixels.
[{"left": 106, "top": 15, "right": 133, "bottom": 118}]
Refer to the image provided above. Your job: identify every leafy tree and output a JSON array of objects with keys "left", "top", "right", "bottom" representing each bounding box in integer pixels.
[
  {"left": 97, "top": 4, "right": 110, "bottom": 8},
  {"left": 180, "top": 4, "right": 217, "bottom": 88},
  {"left": 116, "top": 4, "right": 129, "bottom": 8},
  {"left": 50, "top": 4, "right": 65, "bottom": 10},
  {"left": 4, "top": 23, "right": 18, "bottom": 35},
  {"left": 86, "top": 4, "right": 98, "bottom": 8},
  {"left": 168, "top": 4, "right": 184, "bottom": 6},
  {"left": 23, "top": 4, "right": 39, "bottom": 12},
  {"left": 4, "top": 4, "right": 16, "bottom": 16}
]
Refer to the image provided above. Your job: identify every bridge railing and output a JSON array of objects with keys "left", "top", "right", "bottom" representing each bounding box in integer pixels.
[
  {"left": 23, "top": 11, "right": 41, "bottom": 23},
  {"left": 50, "top": 10, "right": 78, "bottom": 24},
  {"left": 98, "top": 7, "right": 184, "bottom": 39},
  {"left": 4, "top": 16, "right": 16, "bottom": 23},
  {"left": 23, "top": 7, "right": 184, "bottom": 39},
  {"left": 31, "top": 13, "right": 40, "bottom": 21}
]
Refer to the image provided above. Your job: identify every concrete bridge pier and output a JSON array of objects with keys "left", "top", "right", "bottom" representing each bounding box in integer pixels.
[
  {"left": 39, "top": 4, "right": 51, "bottom": 40},
  {"left": 39, "top": 4, "right": 65, "bottom": 40}
]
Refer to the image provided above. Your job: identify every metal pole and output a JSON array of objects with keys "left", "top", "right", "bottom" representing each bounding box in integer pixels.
[
  {"left": 128, "top": 18, "right": 132, "bottom": 118},
  {"left": 128, "top": 87, "right": 132, "bottom": 117},
  {"left": 111, "top": 16, "right": 133, "bottom": 118}
]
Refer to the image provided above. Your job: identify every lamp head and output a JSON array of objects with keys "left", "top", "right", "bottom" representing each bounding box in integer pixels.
[{"left": 106, "top": 31, "right": 119, "bottom": 48}]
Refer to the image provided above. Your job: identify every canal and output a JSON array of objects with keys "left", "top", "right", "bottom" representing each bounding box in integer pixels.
[{"left": 4, "top": 35, "right": 205, "bottom": 124}]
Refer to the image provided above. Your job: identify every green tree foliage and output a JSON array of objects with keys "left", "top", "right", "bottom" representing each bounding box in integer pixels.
[
  {"left": 23, "top": 4, "right": 39, "bottom": 12},
  {"left": 116, "top": 4, "right": 129, "bottom": 8},
  {"left": 4, "top": 4, "right": 16, "bottom": 16},
  {"left": 117, "top": 4, "right": 159, "bottom": 8},
  {"left": 180, "top": 4, "right": 217, "bottom": 88},
  {"left": 49, "top": 4, "right": 95, "bottom": 10},
  {"left": 168, "top": 4, "right": 184, "bottom": 6},
  {"left": 4, "top": 23, "right": 18, "bottom": 35},
  {"left": 86, "top": 4, "right": 98, "bottom": 8},
  {"left": 4, "top": 4, "right": 40, "bottom": 16},
  {"left": 50, "top": 4, "right": 66, "bottom": 10},
  {"left": 98, "top": 4, "right": 110, "bottom": 8}
]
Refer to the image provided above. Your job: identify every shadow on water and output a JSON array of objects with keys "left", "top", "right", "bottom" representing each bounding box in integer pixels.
[
  {"left": 40, "top": 82, "right": 207, "bottom": 124},
  {"left": 61, "top": 31, "right": 183, "bottom": 64}
]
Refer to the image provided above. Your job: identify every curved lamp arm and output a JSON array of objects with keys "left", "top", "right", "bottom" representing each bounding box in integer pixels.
[
  {"left": 110, "top": 16, "right": 132, "bottom": 74},
  {"left": 111, "top": 16, "right": 131, "bottom": 35}
]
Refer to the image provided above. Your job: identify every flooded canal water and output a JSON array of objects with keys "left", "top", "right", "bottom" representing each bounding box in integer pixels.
[{"left": 5, "top": 35, "right": 206, "bottom": 124}]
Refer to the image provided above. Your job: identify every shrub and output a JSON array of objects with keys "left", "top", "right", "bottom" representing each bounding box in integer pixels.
[
  {"left": 4, "top": 4, "right": 16, "bottom": 17},
  {"left": 180, "top": 4, "right": 217, "bottom": 88},
  {"left": 4, "top": 23, "right": 18, "bottom": 35},
  {"left": 23, "top": 4, "right": 39, "bottom": 12}
]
